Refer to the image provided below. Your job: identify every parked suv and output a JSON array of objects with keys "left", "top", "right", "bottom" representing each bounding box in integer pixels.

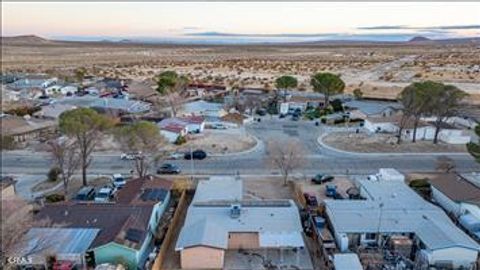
[
  {"left": 94, "top": 185, "right": 117, "bottom": 202},
  {"left": 184, "top": 150, "right": 207, "bottom": 160},
  {"left": 311, "top": 174, "right": 335, "bottom": 184},
  {"left": 157, "top": 163, "right": 181, "bottom": 174},
  {"left": 112, "top": 174, "right": 126, "bottom": 189},
  {"left": 76, "top": 186, "right": 95, "bottom": 201}
]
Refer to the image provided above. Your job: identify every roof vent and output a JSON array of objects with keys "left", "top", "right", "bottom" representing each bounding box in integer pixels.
[{"left": 230, "top": 204, "right": 241, "bottom": 219}]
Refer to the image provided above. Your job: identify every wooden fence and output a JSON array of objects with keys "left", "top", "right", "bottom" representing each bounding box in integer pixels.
[{"left": 151, "top": 190, "right": 189, "bottom": 270}]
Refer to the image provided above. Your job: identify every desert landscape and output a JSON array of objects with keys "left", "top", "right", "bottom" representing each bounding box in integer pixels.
[{"left": 2, "top": 35, "right": 480, "bottom": 103}]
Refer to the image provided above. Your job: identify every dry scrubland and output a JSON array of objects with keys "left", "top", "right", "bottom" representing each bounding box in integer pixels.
[{"left": 2, "top": 38, "right": 480, "bottom": 103}]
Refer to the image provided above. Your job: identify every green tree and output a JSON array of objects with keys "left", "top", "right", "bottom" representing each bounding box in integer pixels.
[
  {"left": 353, "top": 88, "right": 363, "bottom": 100},
  {"left": 310, "top": 72, "right": 345, "bottom": 108},
  {"left": 467, "top": 125, "right": 480, "bottom": 162},
  {"left": 398, "top": 82, "right": 433, "bottom": 143},
  {"left": 59, "top": 108, "right": 112, "bottom": 186},
  {"left": 428, "top": 84, "right": 468, "bottom": 144},
  {"left": 114, "top": 121, "right": 167, "bottom": 178},
  {"left": 155, "top": 71, "right": 189, "bottom": 117},
  {"left": 275, "top": 75, "right": 298, "bottom": 101}
]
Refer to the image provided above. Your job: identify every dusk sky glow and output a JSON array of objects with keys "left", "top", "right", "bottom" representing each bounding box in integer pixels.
[{"left": 2, "top": 2, "right": 479, "bottom": 42}]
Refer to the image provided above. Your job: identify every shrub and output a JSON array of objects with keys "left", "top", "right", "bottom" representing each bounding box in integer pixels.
[
  {"left": 45, "top": 193, "right": 65, "bottom": 203},
  {"left": 409, "top": 178, "right": 431, "bottom": 199},
  {"left": 1, "top": 136, "right": 16, "bottom": 150},
  {"left": 47, "top": 167, "right": 62, "bottom": 182},
  {"left": 174, "top": 135, "right": 187, "bottom": 145},
  {"left": 330, "top": 99, "right": 344, "bottom": 112},
  {"left": 353, "top": 88, "right": 363, "bottom": 99}
]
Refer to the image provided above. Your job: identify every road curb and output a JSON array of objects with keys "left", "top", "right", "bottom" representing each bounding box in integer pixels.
[{"left": 317, "top": 132, "right": 472, "bottom": 157}]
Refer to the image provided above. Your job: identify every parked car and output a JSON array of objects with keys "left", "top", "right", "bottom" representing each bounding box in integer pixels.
[
  {"left": 303, "top": 192, "right": 318, "bottom": 207},
  {"left": 112, "top": 173, "right": 126, "bottom": 189},
  {"left": 184, "top": 150, "right": 207, "bottom": 160},
  {"left": 94, "top": 185, "right": 117, "bottom": 202},
  {"left": 291, "top": 115, "right": 300, "bottom": 121},
  {"left": 120, "top": 151, "right": 142, "bottom": 160},
  {"left": 311, "top": 174, "right": 335, "bottom": 184},
  {"left": 325, "top": 184, "right": 337, "bottom": 198},
  {"left": 167, "top": 152, "right": 184, "bottom": 160},
  {"left": 256, "top": 108, "right": 267, "bottom": 116},
  {"left": 76, "top": 186, "right": 95, "bottom": 201},
  {"left": 157, "top": 163, "right": 181, "bottom": 174},
  {"left": 210, "top": 123, "right": 227, "bottom": 130}
]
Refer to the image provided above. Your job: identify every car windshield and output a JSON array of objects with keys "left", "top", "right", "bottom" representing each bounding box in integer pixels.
[
  {"left": 114, "top": 178, "right": 124, "bottom": 182},
  {"left": 97, "top": 192, "right": 109, "bottom": 198}
]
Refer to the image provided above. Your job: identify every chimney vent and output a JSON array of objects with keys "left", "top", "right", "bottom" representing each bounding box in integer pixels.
[{"left": 230, "top": 204, "right": 241, "bottom": 219}]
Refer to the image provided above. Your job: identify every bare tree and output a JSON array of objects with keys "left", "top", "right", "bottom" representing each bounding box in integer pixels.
[
  {"left": 267, "top": 140, "right": 305, "bottom": 185},
  {"left": 114, "top": 121, "right": 167, "bottom": 178},
  {"left": 48, "top": 138, "right": 81, "bottom": 199}
]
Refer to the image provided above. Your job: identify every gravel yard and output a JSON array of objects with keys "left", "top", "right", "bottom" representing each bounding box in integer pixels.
[
  {"left": 322, "top": 132, "right": 468, "bottom": 153},
  {"left": 178, "top": 128, "right": 257, "bottom": 155}
]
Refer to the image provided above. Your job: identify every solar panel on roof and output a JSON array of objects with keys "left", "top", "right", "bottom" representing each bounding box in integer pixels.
[
  {"left": 125, "top": 228, "right": 144, "bottom": 243},
  {"left": 141, "top": 188, "right": 168, "bottom": 202}
]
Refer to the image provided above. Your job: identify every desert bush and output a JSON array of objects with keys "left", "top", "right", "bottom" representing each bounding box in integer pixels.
[
  {"left": 47, "top": 167, "right": 62, "bottom": 182},
  {"left": 174, "top": 135, "right": 187, "bottom": 145},
  {"left": 45, "top": 193, "right": 65, "bottom": 203}
]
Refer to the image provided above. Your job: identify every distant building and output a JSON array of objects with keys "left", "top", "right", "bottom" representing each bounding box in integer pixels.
[
  {"left": 344, "top": 100, "right": 403, "bottom": 119},
  {"left": 34, "top": 104, "right": 77, "bottom": 120},
  {"left": 175, "top": 176, "right": 310, "bottom": 269},
  {"left": 179, "top": 100, "right": 226, "bottom": 118},
  {"left": 325, "top": 169, "right": 480, "bottom": 269},
  {"left": 158, "top": 115, "right": 205, "bottom": 142},
  {"left": 364, "top": 114, "right": 471, "bottom": 144},
  {"left": 1, "top": 114, "right": 56, "bottom": 143},
  {"left": 34, "top": 178, "right": 172, "bottom": 269}
]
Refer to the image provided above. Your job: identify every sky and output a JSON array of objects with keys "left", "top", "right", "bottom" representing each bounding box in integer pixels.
[{"left": 2, "top": 2, "right": 480, "bottom": 43}]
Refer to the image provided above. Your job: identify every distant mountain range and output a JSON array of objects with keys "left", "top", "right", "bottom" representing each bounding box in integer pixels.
[{"left": 2, "top": 34, "right": 480, "bottom": 46}]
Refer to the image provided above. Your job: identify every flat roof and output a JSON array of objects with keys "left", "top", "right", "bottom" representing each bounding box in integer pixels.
[
  {"left": 428, "top": 173, "right": 480, "bottom": 206},
  {"left": 334, "top": 253, "right": 363, "bottom": 270},
  {"left": 326, "top": 178, "right": 480, "bottom": 251},
  {"left": 176, "top": 177, "right": 304, "bottom": 250}
]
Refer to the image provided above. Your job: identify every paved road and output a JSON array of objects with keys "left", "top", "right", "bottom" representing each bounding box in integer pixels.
[{"left": 3, "top": 119, "right": 479, "bottom": 177}]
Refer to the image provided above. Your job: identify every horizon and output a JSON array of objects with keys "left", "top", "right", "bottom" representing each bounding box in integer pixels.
[{"left": 2, "top": 2, "right": 480, "bottom": 44}]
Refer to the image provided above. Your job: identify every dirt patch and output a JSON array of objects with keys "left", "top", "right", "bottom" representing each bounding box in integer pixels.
[
  {"left": 243, "top": 177, "right": 294, "bottom": 200},
  {"left": 177, "top": 128, "right": 257, "bottom": 155},
  {"left": 322, "top": 132, "right": 468, "bottom": 153},
  {"left": 298, "top": 176, "right": 354, "bottom": 203}
]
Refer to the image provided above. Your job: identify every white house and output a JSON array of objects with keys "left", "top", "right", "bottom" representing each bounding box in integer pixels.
[
  {"left": 179, "top": 100, "right": 226, "bottom": 118},
  {"left": 325, "top": 170, "right": 480, "bottom": 269},
  {"left": 60, "top": 85, "right": 78, "bottom": 95},
  {"left": 364, "top": 115, "right": 471, "bottom": 144}
]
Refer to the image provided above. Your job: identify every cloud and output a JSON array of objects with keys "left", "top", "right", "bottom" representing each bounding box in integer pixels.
[
  {"left": 358, "top": 24, "right": 480, "bottom": 30},
  {"left": 357, "top": 25, "right": 406, "bottom": 30}
]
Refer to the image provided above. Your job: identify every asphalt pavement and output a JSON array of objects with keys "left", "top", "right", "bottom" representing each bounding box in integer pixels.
[{"left": 2, "top": 118, "right": 479, "bottom": 178}]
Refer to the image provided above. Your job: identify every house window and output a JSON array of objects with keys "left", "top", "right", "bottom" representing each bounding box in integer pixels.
[{"left": 365, "top": 233, "right": 376, "bottom": 240}]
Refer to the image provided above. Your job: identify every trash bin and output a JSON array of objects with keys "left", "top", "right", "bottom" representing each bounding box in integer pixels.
[
  {"left": 315, "top": 121, "right": 319, "bottom": 126},
  {"left": 356, "top": 129, "right": 359, "bottom": 133}
]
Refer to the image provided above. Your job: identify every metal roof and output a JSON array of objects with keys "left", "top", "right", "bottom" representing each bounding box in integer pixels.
[
  {"left": 333, "top": 253, "right": 363, "bottom": 270},
  {"left": 15, "top": 228, "right": 99, "bottom": 256},
  {"left": 176, "top": 177, "right": 304, "bottom": 250},
  {"left": 325, "top": 179, "right": 480, "bottom": 251},
  {"left": 344, "top": 100, "right": 403, "bottom": 116}
]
